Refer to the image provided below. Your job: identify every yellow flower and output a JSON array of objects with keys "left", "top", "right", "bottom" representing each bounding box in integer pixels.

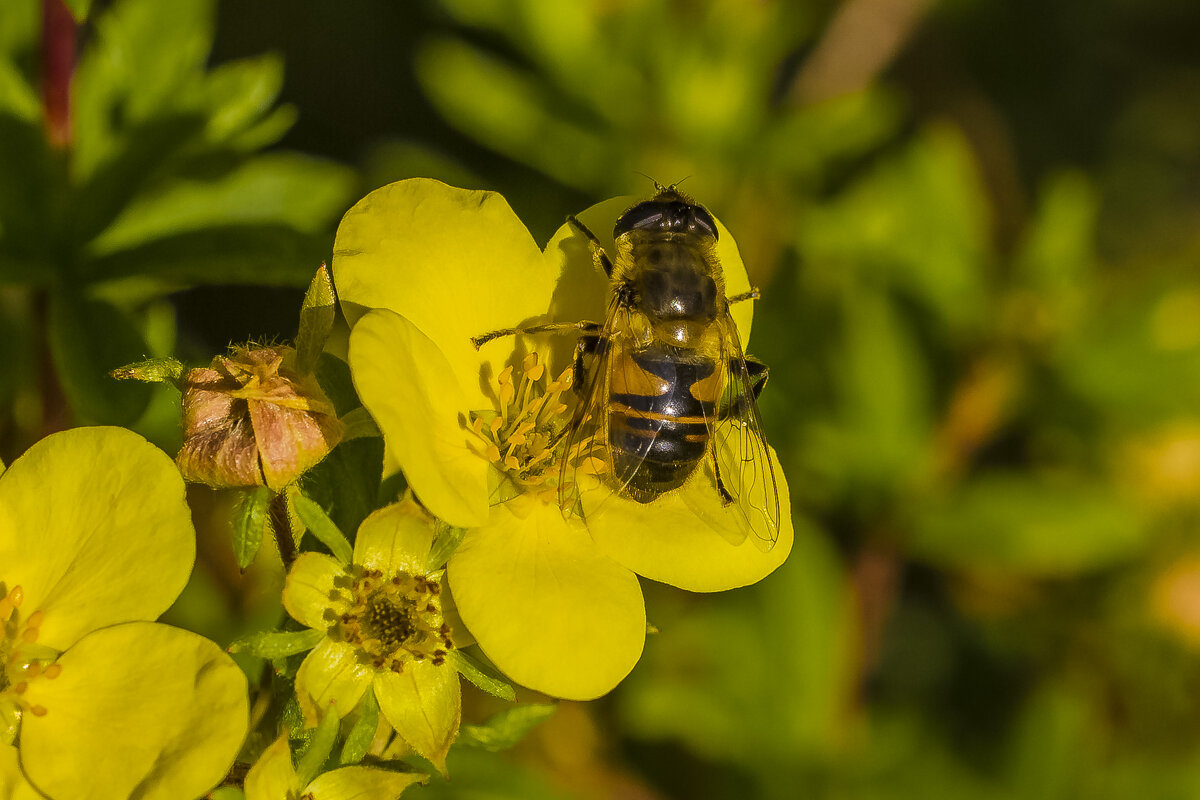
[
  {"left": 0, "top": 427, "right": 248, "bottom": 800},
  {"left": 333, "top": 178, "right": 792, "bottom": 697},
  {"left": 244, "top": 734, "right": 424, "bottom": 800},
  {"left": 282, "top": 499, "right": 462, "bottom": 773}
]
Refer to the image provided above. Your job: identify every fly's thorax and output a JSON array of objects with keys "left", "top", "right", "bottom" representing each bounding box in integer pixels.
[{"left": 613, "top": 233, "right": 727, "bottom": 331}]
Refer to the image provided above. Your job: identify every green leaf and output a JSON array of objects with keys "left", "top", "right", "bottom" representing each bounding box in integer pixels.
[
  {"left": 449, "top": 650, "right": 516, "bottom": 702},
  {"left": 301, "top": 437, "right": 385, "bottom": 538},
  {"left": 62, "top": 0, "right": 92, "bottom": 21},
  {"left": 909, "top": 472, "right": 1147, "bottom": 576},
  {"left": 293, "top": 492, "right": 353, "bottom": 564},
  {"left": 295, "top": 705, "right": 341, "bottom": 788},
  {"left": 426, "top": 523, "right": 467, "bottom": 572},
  {"left": 459, "top": 704, "right": 557, "bottom": 751},
  {"left": 339, "top": 686, "right": 380, "bottom": 766},
  {"left": 68, "top": 113, "right": 207, "bottom": 248},
  {"left": 315, "top": 352, "right": 360, "bottom": 417},
  {"left": 0, "top": 112, "right": 57, "bottom": 252},
  {"left": 228, "top": 628, "right": 324, "bottom": 660},
  {"left": 88, "top": 153, "right": 355, "bottom": 256},
  {"left": 86, "top": 224, "right": 329, "bottom": 287},
  {"left": 296, "top": 263, "right": 335, "bottom": 375},
  {"left": 199, "top": 53, "right": 285, "bottom": 143},
  {"left": 48, "top": 290, "right": 152, "bottom": 425},
  {"left": 232, "top": 487, "right": 272, "bottom": 569}
]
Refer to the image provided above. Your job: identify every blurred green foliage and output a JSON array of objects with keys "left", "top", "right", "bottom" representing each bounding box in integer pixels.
[
  {"left": 0, "top": 0, "right": 352, "bottom": 454},
  {"left": 9, "top": 0, "right": 1200, "bottom": 797}
]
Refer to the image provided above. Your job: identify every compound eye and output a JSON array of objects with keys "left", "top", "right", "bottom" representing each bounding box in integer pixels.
[
  {"left": 613, "top": 201, "right": 665, "bottom": 238},
  {"left": 692, "top": 206, "right": 718, "bottom": 241}
]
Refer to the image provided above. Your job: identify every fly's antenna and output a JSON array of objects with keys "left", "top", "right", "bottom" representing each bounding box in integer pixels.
[{"left": 634, "top": 171, "right": 664, "bottom": 194}]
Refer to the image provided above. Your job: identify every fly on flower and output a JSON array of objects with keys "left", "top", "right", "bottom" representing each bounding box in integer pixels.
[{"left": 474, "top": 185, "right": 781, "bottom": 551}]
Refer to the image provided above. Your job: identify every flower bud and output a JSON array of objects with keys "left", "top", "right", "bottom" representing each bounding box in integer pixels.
[{"left": 177, "top": 345, "right": 343, "bottom": 489}]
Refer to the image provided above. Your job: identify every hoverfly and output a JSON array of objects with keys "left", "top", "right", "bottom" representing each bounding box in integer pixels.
[{"left": 474, "top": 185, "right": 781, "bottom": 550}]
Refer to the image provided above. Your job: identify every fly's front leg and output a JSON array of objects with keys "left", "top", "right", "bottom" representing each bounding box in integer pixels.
[
  {"left": 471, "top": 319, "right": 600, "bottom": 350},
  {"left": 567, "top": 215, "right": 615, "bottom": 278}
]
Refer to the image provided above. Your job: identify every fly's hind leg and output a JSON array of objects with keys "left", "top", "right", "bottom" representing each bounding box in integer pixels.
[
  {"left": 567, "top": 215, "right": 615, "bottom": 278},
  {"left": 712, "top": 450, "right": 735, "bottom": 506}
]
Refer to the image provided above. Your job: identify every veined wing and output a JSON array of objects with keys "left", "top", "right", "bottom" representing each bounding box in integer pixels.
[{"left": 709, "top": 313, "right": 781, "bottom": 551}]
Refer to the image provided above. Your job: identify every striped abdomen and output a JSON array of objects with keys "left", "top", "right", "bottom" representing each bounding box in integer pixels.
[{"left": 608, "top": 345, "right": 723, "bottom": 502}]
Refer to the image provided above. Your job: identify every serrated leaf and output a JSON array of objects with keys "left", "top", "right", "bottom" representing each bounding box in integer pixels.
[
  {"left": 48, "top": 290, "right": 152, "bottom": 425},
  {"left": 448, "top": 650, "right": 516, "bottom": 702},
  {"left": 339, "top": 686, "right": 380, "bottom": 766},
  {"left": 293, "top": 492, "right": 353, "bottom": 564},
  {"left": 296, "top": 263, "right": 335, "bottom": 375},
  {"left": 295, "top": 705, "right": 341, "bottom": 788},
  {"left": 228, "top": 628, "right": 324, "bottom": 660},
  {"left": 233, "top": 487, "right": 272, "bottom": 569},
  {"left": 459, "top": 704, "right": 556, "bottom": 751}
]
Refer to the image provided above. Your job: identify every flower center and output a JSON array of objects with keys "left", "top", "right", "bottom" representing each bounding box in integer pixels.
[
  {"left": 0, "top": 585, "right": 61, "bottom": 741},
  {"left": 333, "top": 568, "right": 453, "bottom": 673},
  {"left": 469, "top": 352, "right": 573, "bottom": 503}
]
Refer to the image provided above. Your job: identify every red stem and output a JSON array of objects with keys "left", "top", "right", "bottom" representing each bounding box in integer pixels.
[{"left": 41, "top": 0, "right": 75, "bottom": 149}]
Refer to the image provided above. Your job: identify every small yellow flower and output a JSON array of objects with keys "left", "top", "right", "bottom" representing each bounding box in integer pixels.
[
  {"left": 244, "top": 734, "right": 424, "bottom": 800},
  {"left": 0, "top": 427, "right": 248, "bottom": 800},
  {"left": 177, "top": 344, "right": 343, "bottom": 489},
  {"left": 282, "top": 499, "right": 461, "bottom": 773}
]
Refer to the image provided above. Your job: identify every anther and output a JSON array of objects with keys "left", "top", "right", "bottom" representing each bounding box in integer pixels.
[
  {"left": 44, "top": 664, "right": 62, "bottom": 680},
  {"left": 30, "top": 705, "right": 47, "bottom": 717}
]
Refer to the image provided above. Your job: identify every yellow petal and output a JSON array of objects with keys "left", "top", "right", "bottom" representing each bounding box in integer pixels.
[
  {"left": 349, "top": 310, "right": 489, "bottom": 527},
  {"left": 282, "top": 552, "right": 348, "bottom": 631},
  {"left": 585, "top": 448, "right": 794, "bottom": 592},
  {"left": 334, "top": 178, "right": 561, "bottom": 410},
  {"left": 0, "top": 427, "right": 195, "bottom": 651},
  {"left": 0, "top": 742, "right": 44, "bottom": 800},
  {"left": 354, "top": 499, "right": 435, "bottom": 576},
  {"left": 373, "top": 660, "right": 461, "bottom": 775},
  {"left": 307, "top": 764, "right": 426, "bottom": 799},
  {"left": 294, "top": 637, "right": 375, "bottom": 724},
  {"left": 20, "top": 623, "right": 248, "bottom": 800},
  {"left": 243, "top": 735, "right": 302, "bottom": 800},
  {"left": 447, "top": 499, "right": 645, "bottom": 700}
]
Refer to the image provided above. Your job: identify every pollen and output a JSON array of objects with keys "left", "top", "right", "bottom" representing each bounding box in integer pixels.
[
  {"left": 468, "top": 352, "right": 574, "bottom": 502},
  {"left": 329, "top": 567, "right": 454, "bottom": 674}
]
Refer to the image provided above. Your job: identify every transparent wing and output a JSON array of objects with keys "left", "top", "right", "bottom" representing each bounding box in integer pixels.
[
  {"left": 558, "top": 298, "right": 666, "bottom": 518},
  {"left": 709, "top": 313, "right": 781, "bottom": 551}
]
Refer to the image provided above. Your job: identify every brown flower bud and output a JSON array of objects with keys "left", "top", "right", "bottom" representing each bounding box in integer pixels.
[{"left": 177, "top": 346, "right": 343, "bottom": 489}]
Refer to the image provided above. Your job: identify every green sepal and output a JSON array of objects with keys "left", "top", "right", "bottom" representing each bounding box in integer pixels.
[
  {"left": 295, "top": 705, "right": 341, "bottom": 788},
  {"left": 293, "top": 492, "right": 353, "bottom": 564},
  {"left": 296, "top": 263, "right": 336, "bottom": 376},
  {"left": 232, "top": 487, "right": 272, "bottom": 569},
  {"left": 448, "top": 649, "right": 516, "bottom": 702},
  {"left": 109, "top": 356, "right": 185, "bottom": 386},
  {"left": 228, "top": 628, "right": 325, "bottom": 660},
  {"left": 426, "top": 522, "right": 467, "bottom": 572},
  {"left": 458, "top": 704, "right": 557, "bottom": 752},
  {"left": 339, "top": 685, "right": 380, "bottom": 766}
]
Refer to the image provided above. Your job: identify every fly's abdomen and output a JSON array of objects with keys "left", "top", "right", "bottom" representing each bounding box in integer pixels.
[{"left": 607, "top": 347, "right": 721, "bottom": 502}]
